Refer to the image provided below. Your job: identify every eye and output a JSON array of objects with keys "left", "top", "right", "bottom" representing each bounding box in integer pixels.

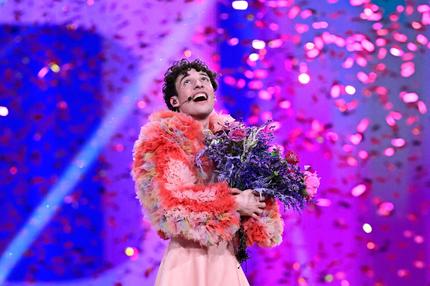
[
  {"left": 183, "top": 79, "right": 191, "bottom": 85},
  {"left": 201, "top": 77, "right": 209, "bottom": 82}
]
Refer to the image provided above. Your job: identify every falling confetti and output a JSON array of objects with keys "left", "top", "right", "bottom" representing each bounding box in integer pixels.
[{"left": 0, "top": 0, "right": 429, "bottom": 285}]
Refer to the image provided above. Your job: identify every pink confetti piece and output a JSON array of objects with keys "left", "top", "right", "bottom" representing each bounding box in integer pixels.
[
  {"left": 377, "top": 201, "right": 394, "bottom": 216},
  {"left": 223, "top": 75, "right": 236, "bottom": 86},
  {"left": 357, "top": 71, "right": 377, "bottom": 84},
  {"left": 279, "top": 100, "right": 291, "bottom": 109},
  {"left": 312, "top": 21, "right": 329, "bottom": 29},
  {"left": 343, "top": 144, "right": 354, "bottom": 152},
  {"left": 351, "top": 184, "right": 367, "bottom": 197},
  {"left": 350, "top": 0, "right": 370, "bottom": 6},
  {"left": 356, "top": 56, "right": 368, "bottom": 67},
  {"left": 252, "top": 39, "right": 266, "bottom": 49},
  {"left": 422, "top": 11, "right": 430, "bottom": 25},
  {"left": 349, "top": 133, "right": 363, "bottom": 145},
  {"left": 228, "top": 37, "right": 239, "bottom": 46},
  {"left": 360, "top": 5, "right": 382, "bottom": 21},
  {"left": 345, "top": 85, "right": 356, "bottom": 95},
  {"left": 358, "top": 150, "right": 368, "bottom": 159},
  {"left": 417, "top": 101, "right": 427, "bottom": 114},
  {"left": 248, "top": 80, "right": 263, "bottom": 89},
  {"left": 400, "top": 62, "right": 415, "bottom": 77},
  {"left": 258, "top": 90, "right": 272, "bottom": 100},
  {"left": 375, "top": 38, "right": 387, "bottom": 47},
  {"left": 407, "top": 42, "right": 418, "bottom": 51},
  {"left": 385, "top": 111, "right": 402, "bottom": 127},
  {"left": 389, "top": 46, "right": 404, "bottom": 57},
  {"left": 391, "top": 138, "right": 406, "bottom": 148},
  {"left": 288, "top": 6, "right": 301, "bottom": 19},
  {"left": 254, "top": 69, "right": 268, "bottom": 79},
  {"left": 342, "top": 57, "right": 354, "bottom": 68},
  {"left": 347, "top": 156, "right": 358, "bottom": 166},
  {"left": 414, "top": 235, "right": 424, "bottom": 244},
  {"left": 406, "top": 116, "right": 418, "bottom": 125},
  {"left": 261, "top": 111, "right": 272, "bottom": 121},
  {"left": 416, "top": 34, "right": 428, "bottom": 45},
  {"left": 377, "top": 47, "right": 387, "bottom": 59},
  {"left": 397, "top": 269, "right": 409, "bottom": 278},
  {"left": 236, "top": 78, "right": 246, "bottom": 89},
  {"left": 402, "top": 52, "right": 414, "bottom": 61},
  {"left": 411, "top": 21, "right": 423, "bottom": 30},
  {"left": 295, "top": 23, "right": 309, "bottom": 34},
  {"left": 413, "top": 261, "right": 425, "bottom": 269},
  {"left": 361, "top": 39, "right": 375, "bottom": 52},
  {"left": 326, "top": 132, "right": 339, "bottom": 143},
  {"left": 298, "top": 73, "right": 310, "bottom": 84},
  {"left": 417, "top": 4, "right": 430, "bottom": 13},
  {"left": 37, "top": 66, "right": 49, "bottom": 78},
  {"left": 314, "top": 36, "right": 325, "bottom": 49},
  {"left": 268, "top": 39, "right": 283, "bottom": 48},
  {"left": 330, "top": 84, "right": 341, "bottom": 98},
  {"left": 315, "top": 198, "right": 332, "bottom": 207},
  {"left": 393, "top": 32, "right": 408, "bottom": 43},
  {"left": 384, "top": 147, "right": 395, "bottom": 157},
  {"left": 400, "top": 91, "right": 418, "bottom": 103},
  {"left": 300, "top": 9, "right": 313, "bottom": 19}
]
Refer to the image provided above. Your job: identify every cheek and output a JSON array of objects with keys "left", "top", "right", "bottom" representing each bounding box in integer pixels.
[{"left": 178, "top": 88, "right": 192, "bottom": 99}]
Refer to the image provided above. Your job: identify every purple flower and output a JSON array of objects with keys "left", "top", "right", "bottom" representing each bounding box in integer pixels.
[
  {"left": 229, "top": 128, "right": 247, "bottom": 142},
  {"left": 285, "top": 150, "right": 299, "bottom": 165},
  {"left": 196, "top": 122, "right": 320, "bottom": 263},
  {"left": 304, "top": 170, "right": 320, "bottom": 197},
  {"left": 196, "top": 121, "right": 318, "bottom": 210}
]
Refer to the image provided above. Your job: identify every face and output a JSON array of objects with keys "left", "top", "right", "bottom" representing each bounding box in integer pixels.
[{"left": 170, "top": 68, "right": 215, "bottom": 119}]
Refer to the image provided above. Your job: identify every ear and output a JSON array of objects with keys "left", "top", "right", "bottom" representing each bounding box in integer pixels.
[{"left": 170, "top": 96, "right": 180, "bottom": 108}]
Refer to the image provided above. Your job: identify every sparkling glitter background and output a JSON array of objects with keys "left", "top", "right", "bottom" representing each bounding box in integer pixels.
[{"left": 0, "top": 0, "right": 429, "bottom": 285}]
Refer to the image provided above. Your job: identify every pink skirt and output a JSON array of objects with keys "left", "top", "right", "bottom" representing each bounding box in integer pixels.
[{"left": 155, "top": 238, "right": 250, "bottom": 286}]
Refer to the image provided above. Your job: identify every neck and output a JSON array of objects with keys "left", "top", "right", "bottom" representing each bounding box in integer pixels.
[{"left": 192, "top": 116, "right": 209, "bottom": 129}]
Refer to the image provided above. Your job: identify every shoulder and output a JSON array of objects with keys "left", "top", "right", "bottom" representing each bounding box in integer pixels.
[
  {"left": 132, "top": 111, "right": 183, "bottom": 170},
  {"left": 137, "top": 110, "right": 202, "bottom": 143}
]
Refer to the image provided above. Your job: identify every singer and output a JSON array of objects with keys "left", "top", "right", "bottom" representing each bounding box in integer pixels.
[{"left": 131, "top": 59, "right": 283, "bottom": 286}]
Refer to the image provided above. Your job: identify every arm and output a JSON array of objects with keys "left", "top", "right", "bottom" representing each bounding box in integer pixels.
[
  {"left": 131, "top": 121, "right": 240, "bottom": 247},
  {"left": 242, "top": 198, "right": 284, "bottom": 247}
]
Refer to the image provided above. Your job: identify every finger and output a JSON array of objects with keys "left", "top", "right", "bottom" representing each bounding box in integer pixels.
[
  {"left": 252, "top": 194, "right": 265, "bottom": 202},
  {"left": 252, "top": 192, "right": 265, "bottom": 201},
  {"left": 244, "top": 189, "right": 254, "bottom": 195},
  {"left": 230, "top": 188, "right": 241, "bottom": 194},
  {"left": 251, "top": 213, "right": 259, "bottom": 219}
]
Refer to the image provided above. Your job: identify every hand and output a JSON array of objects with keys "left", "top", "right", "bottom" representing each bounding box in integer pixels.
[{"left": 231, "top": 188, "right": 266, "bottom": 219}]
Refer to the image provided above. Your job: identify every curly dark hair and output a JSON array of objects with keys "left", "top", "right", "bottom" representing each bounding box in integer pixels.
[{"left": 162, "top": 58, "right": 218, "bottom": 111}]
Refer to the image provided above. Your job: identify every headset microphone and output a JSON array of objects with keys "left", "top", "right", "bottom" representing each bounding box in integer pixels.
[{"left": 178, "top": 96, "right": 193, "bottom": 107}]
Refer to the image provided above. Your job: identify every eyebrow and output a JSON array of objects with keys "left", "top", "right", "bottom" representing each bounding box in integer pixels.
[
  {"left": 178, "top": 72, "right": 190, "bottom": 85},
  {"left": 179, "top": 72, "right": 209, "bottom": 84}
]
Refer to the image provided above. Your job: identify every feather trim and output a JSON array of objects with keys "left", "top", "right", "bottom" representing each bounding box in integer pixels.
[
  {"left": 242, "top": 198, "right": 284, "bottom": 247},
  {"left": 131, "top": 110, "right": 241, "bottom": 246}
]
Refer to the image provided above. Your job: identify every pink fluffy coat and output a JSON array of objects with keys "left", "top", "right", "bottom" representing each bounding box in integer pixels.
[{"left": 131, "top": 110, "right": 284, "bottom": 247}]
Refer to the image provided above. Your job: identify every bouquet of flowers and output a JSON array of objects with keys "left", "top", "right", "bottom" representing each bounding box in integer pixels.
[{"left": 196, "top": 120, "right": 320, "bottom": 261}]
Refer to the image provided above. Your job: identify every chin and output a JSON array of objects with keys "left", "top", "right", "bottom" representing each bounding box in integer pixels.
[{"left": 189, "top": 107, "right": 214, "bottom": 119}]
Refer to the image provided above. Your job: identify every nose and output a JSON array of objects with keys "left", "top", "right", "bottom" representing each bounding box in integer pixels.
[{"left": 194, "top": 80, "right": 204, "bottom": 89}]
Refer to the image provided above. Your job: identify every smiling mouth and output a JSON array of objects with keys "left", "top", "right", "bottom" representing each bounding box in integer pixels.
[{"left": 192, "top": 92, "right": 208, "bottom": 102}]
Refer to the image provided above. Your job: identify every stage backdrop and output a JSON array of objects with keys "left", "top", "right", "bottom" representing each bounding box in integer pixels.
[{"left": 0, "top": 0, "right": 429, "bottom": 285}]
